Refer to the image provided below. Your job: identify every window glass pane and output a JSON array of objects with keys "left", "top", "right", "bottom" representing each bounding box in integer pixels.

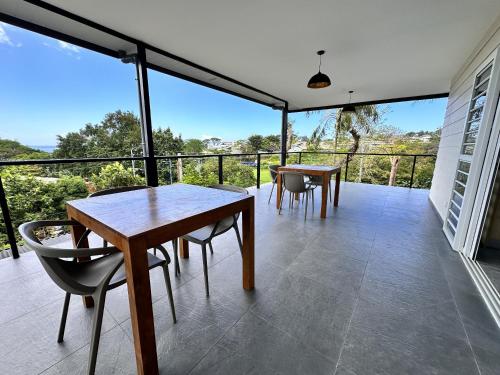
[
  {"left": 448, "top": 213, "right": 458, "bottom": 227},
  {"left": 447, "top": 222, "right": 456, "bottom": 237},
  {"left": 464, "top": 131, "right": 478, "bottom": 144},
  {"left": 462, "top": 144, "right": 475, "bottom": 155},
  {"left": 476, "top": 65, "right": 492, "bottom": 85},
  {"left": 466, "top": 119, "right": 481, "bottom": 133},
  {"left": 454, "top": 182, "right": 465, "bottom": 196},
  {"left": 453, "top": 192, "right": 463, "bottom": 207},
  {"left": 450, "top": 202, "right": 460, "bottom": 217},
  {"left": 472, "top": 91, "right": 487, "bottom": 109},
  {"left": 456, "top": 171, "right": 468, "bottom": 184},
  {"left": 474, "top": 80, "right": 488, "bottom": 95},
  {"left": 458, "top": 161, "right": 470, "bottom": 174},
  {"left": 469, "top": 106, "right": 484, "bottom": 121}
]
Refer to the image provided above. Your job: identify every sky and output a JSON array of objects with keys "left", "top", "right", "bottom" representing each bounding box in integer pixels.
[{"left": 0, "top": 22, "right": 448, "bottom": 147}]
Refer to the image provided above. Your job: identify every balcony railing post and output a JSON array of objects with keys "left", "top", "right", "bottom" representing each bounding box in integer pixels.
[
  {"left": 344, "top": 154, "right": 350, "bottom": 182},
  {"left": 298, "top": 152, "right": 302, "bottom": 164},
  {"left": 0, "top": 176, "right": 19, "bottom": 258},
  {"left": 280, "top": 103, "right": 288, "bottom": 166},
  {"left": 256, "top": 153, "right": 261, "bottom": 189},
  {"left": 135, "top": 44, "right": 158, "bottom": 187},
  {"left": 218, "top": 155, "right": 223, "bottom": 184},
  {"left": 410, "top": 155, "right": 417, "bottom": 188}
]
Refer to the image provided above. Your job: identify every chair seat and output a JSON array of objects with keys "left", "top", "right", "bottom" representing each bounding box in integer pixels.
[
  {"left": 109, "top": 252, "right": 167, "bottom": 289},
  {"left": 64, "top": 252, "right": 167, "bottom": 291},
  {"left": 183, "top": 216, "right": 234, "bottom": 244}
]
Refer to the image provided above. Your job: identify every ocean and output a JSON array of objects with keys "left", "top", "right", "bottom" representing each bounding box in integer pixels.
[{"left": 30, "top": 145, "right": 57, "bottom": 153}]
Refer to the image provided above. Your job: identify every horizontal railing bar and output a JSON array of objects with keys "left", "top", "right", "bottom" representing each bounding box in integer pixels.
[
  {"left": 0, "top": 156, "right": 145, "bottom": 166},
  {"left": 295, "top": 151, "right": 437, "bottom": 157},
  {"left": 0, "top": 151, "right": 437, "bottom": 166}
]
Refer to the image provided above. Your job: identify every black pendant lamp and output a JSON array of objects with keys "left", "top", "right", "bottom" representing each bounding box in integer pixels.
[
  {"left": 307, "top": 50, "right": 331, "bottom": 89},
  {"left": 342, "top": 90, "right": 356, "bottom": 113}
]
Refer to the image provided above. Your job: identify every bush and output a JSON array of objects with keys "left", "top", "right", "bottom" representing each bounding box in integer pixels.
[
  {"left": 0, "top": 169, "right": 88, "bottom": 249},
  {"left": 182, "top": 158, "right": 255, "bottom": 188},
  {"left": 91, "top": 162, "right": 145, "bottom": 191}
]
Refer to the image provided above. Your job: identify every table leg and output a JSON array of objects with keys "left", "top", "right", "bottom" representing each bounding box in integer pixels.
[
  {"left": 68, "top": 219, "right": 94, "bottom": 308},
  {"left": 320, "top": 173, "right": 329, "bottom": 218},
  {"left": 242, "top": 199, "right": 255, "bottom": 290},
  {"left": 294, "top": 192, "right": 300, "bottom": 201},
  {"left": 334, "top": 170, "right": 341, "bottom": 207},
  {"left": 276, "top": 172, "right": 282, "bottom": 209},
  {"left": 180, "top": 238, "right": 190, "bottom": 258},
  {"left": 123, "top": 238, "right": 159, "bottom": 375}
]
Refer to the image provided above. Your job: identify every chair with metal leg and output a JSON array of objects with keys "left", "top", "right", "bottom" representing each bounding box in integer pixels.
[
  {"left": 279, "top": 172, "right": 314, "bottom": 220},
  {"left": 267, "top": 164, "right": 280, "bottom": 204},
  {"left": 181, "top": 184, "right": 248, "bottom": 296},
  {"left": 306, "top": 175, "right": 331, "bottom": 203},
  {"left": 19, "top": 220, "right": 177, "bottom": 375}
]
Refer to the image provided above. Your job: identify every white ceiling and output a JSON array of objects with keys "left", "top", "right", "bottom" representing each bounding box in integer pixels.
[{"left": 3, "top": 0, "right": 500, "bottom": 110}]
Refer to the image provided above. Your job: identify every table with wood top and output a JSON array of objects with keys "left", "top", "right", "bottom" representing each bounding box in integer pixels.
[
  {"left": 276, "top": 164, "right": 341, "bottom": 218},
  {"left": 66, "top": 184, "right": 255, "bottom": 375}
]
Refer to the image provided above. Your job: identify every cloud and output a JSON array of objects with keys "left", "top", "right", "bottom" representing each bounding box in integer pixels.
[
  {"left": 58, "top": 40, "right": 80, "bottom": 53},
  {"left": 0, "top": 23, "right": 21, "bottom": 47}
]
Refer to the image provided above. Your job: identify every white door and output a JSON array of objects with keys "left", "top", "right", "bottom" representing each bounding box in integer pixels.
[
  {"left": 443, "top": 49, "right": 500, "bottom": 253},
  {"left": 464, "top": 95, "right": 500, "bottom": 259}
]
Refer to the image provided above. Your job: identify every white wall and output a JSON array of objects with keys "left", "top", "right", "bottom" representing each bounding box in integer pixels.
[{"left": 430, "top": 16, "right": 500, "bottom": 221}]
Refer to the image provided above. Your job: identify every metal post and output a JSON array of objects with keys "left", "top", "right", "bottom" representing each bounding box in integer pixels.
[
  {"left": 298, "top": 152, "right": 302, "bottom": 164},
  {"left": 176, "top": 154, "right": 183, "bottom": 182},
  {"left": 280, "top": 103, "right": 288, "bottom": 166},
  {"left": 409, "top": 155, "right": 417, "bottom": 188},
  {"left": 256, "top": 153, "right": 261, "bottom": 189},
  {"left": 135, "top": 44, "right": 158, "bottom": 186},
  {"left": 0, "top": 176, "right": 19, "bottom": 258},
  {"left": 218, "top": 155, "right": 223, "bottom": 184},
  {"left": 168, "top": 159, "right": 173, "bottom": 184},
  {"left": 344, "top": 155, "right": 350, "bottom": 182}
]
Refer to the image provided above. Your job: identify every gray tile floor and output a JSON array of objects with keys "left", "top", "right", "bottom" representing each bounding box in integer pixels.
[{"left": 1, "top": 182, "right": 499, "bottom": 374}]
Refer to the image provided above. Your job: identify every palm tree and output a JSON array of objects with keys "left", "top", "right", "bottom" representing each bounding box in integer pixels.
[{"left": 309, "top": 105, "right": 380, "bottom": 161}]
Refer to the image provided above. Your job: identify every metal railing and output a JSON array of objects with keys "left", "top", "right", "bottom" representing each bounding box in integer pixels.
[{"left": 0, "top": 150, "right": 436, "bottom": 257}]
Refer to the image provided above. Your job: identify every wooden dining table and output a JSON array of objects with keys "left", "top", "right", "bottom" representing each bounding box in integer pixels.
[
  {"left": 276, "top": 164, "right": 341, "bottom": 218},
  {"left": 66, "top": 184, "right": 255, "bottom": 375}
]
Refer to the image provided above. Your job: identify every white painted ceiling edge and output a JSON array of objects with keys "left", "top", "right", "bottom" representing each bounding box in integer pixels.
[{"left": 3, "top": 0, "right": 500, "bottom": 111}]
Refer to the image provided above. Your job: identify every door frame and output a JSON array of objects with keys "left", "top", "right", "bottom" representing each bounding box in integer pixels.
[
  {"left": 464, "top": 93, "right": 500, "bottom": 259},
  {"left": 444, "top": 48, "right": 500, "bottom": 252}
]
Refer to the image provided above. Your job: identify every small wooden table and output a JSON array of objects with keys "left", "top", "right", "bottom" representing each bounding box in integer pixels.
[
  {"left": 66, "top": 184, "right": 255, "bottom": 375},
  {"left": 276, "top": 164, "right": 341, "bottom": 218}
]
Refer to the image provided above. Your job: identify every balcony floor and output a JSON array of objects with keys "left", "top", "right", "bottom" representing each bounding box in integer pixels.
[{"left": 0, "top": 182, "right": 499, "bottom": 374}]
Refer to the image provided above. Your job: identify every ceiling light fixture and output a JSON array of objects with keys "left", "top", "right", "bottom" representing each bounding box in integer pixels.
[
  {"left": 307, "top": 50, "right": 331, "bottom": 89},
  {"left": 342, "top": 90, "right": 356, "bottom": 113}
]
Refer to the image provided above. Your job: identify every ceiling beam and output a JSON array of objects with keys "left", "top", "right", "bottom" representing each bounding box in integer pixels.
[
  {"left": 288, "top": 93, "right": 449, "bottom": 113},
  {"left": 23, "top": 0, "right": 287, "bottom": 105},
  {"left": 0, "top": 11, "right": 119, "bottom": 58}
]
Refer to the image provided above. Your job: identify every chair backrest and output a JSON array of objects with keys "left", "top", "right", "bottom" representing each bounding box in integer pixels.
[
  {"left": 89, "top": 185, "right": 150, "bottom": 197},
  {"left": 18, "top": 220, "right": 119, "bottom": 295},
  {"left": 269, "top": 165, "right": 280, "bottom": 181},
  {"left": 209, "top": 184, "right": 249, "bottom": 235},
  {"left": 309, "top": 175, "right": 323, "bottom": 184},
  {"left": 282, "top": 172, "right": 307, "bottom": 193}
]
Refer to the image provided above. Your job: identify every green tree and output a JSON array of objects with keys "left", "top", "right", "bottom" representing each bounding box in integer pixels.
[
  {"left": 91, "top": 162, "right": 145, "bottom": 191},
  {"left": 247, "top": 135, "right": 264, "bottom": 152},
  {"left": 310, "top": 105, "right": 381, "bottom": 159},
  {"left": 182, "top": 158, "right": 255, "bottom": 187},
  {"left": 262, "top": 135, "right": 281, "bottom": 151},
  {"left": 0, "top": 169, "right": 88, "bottom": 249},
  {"left": 183, "top": 139, "right": 205, "bottom": 154},
  {"left": 0, "top": 139, "right": 44, "bottom": 160}
]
